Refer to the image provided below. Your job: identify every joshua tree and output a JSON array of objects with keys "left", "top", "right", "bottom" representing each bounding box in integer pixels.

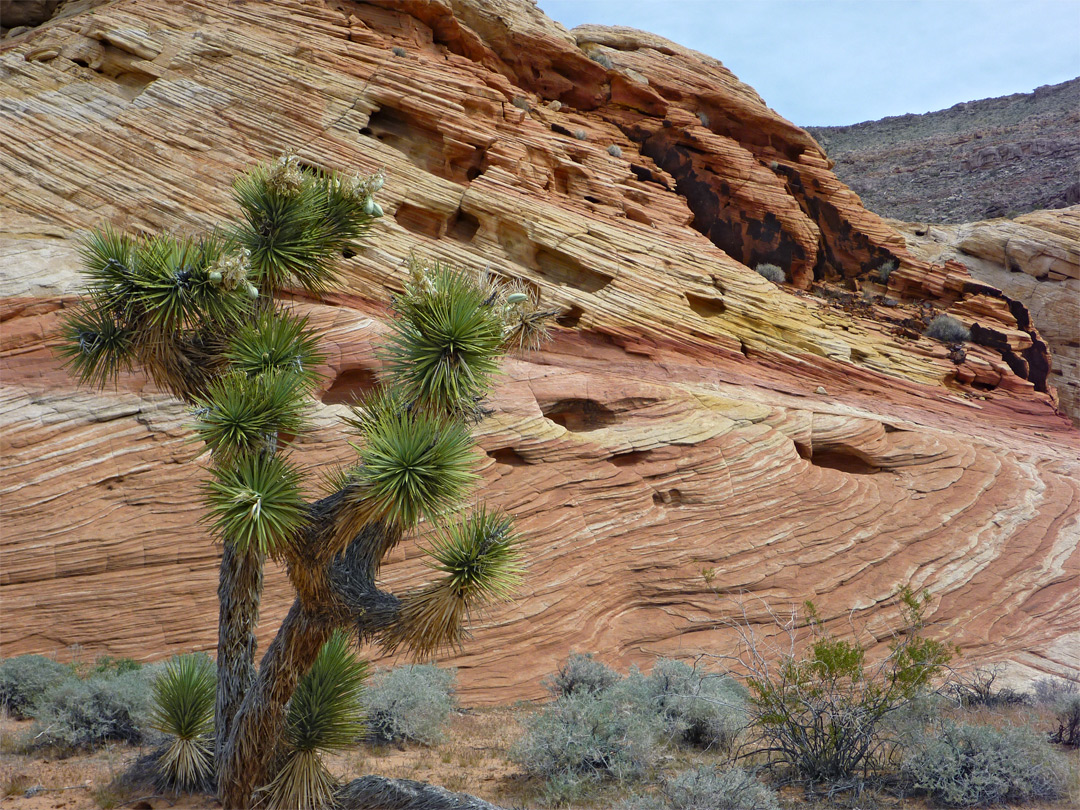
[{"left": 60, "top": 155, "right": 550, "bottom": 807}]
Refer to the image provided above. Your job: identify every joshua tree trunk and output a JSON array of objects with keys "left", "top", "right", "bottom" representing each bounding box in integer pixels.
[
  {"left": 214, "top": 542, "right": 264, "bottom": 786},
  {"left": 218, "top": 515, "right": 405, "bottom": 808},
  {"left": 219, "top": 599, "right": 329, "bottom": 809}
]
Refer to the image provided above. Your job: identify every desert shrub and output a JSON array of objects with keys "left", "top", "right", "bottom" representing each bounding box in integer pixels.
[
  {"left": 1049, "top": 694, "right": 1080, "bottom": 747},
  {"left": 696, "top": 111, "right": 710, "bottom": 127},
  {"left": 925, "top": 315, "right": 970, "bottom": 344},
  {"left": 512, "top": 687, "right": 661, "bottom": 791},
  {"left": 950, "top": 666, "right": 1028, "bottom": 708},
  {"left": 663, "top": 766, "right": 779, "bottom": 810},
  {"left": 511, "top": 96, "right": 530, "bottom": 111},
  {"left": 0, "top": 655, "right": 70, "bottom": 719},
  {"left": 30, "top": 668, "right": 153, "bottom": 752},
  {"left": 391, "top": 46, "right": 407, "bottom": 57},
  {"left": 544, "top": 653, "right": 619, "bottom": 698},
  {"left": 608, "top": 144, "right": 623, "bottom": 158},
  {"left": 588, "top": 50, "right": 613, "bottom": 69},
  {"left": 736, "top": 589, "right": 952, "bottom": 787},
  {"left": 573, "top": 128, "right": 587, "bottom": 141},
  {"left": 1033, "top": 675, "right": 1078, "bottom": 704},
  {"left": 877, "top": 259, "right": 898, "bottom": 284},
  {"left": 643, "top": 658, "right": 746, "bottom": 751},
  {"left": 362, "top": 664, "right": 455, "bottom": 746},
  {"left": 902, "top": 721, "right": 1070, "bottom": 806},
  {"left": 755, "top": 263, "right": 785, "bottom": 283}
]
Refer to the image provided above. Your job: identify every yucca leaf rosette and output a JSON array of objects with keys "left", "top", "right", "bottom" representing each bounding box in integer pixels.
[
  {"left": 383, "top": 260, "right": 506, "bottom": 415},
  {"left": 232, "top": 155, "right": 381, "bottom": 295},
  {"left": 344, "top": 389, "right": 476, "bottom": 531},
  {"left": 150, "top": 653, "right": 216, "bottom": 790},
  {"left": 261, "top": 631, "right": 367, "bottom": 810},
  {"left": 57, "top": 295, "right": 135, "bottom": 388},
  {"left": 202, "top": 452, "right": 307, "bottom": 558},
  {"left": 383, "top": 507, "right": 523, "bottom": 658},
  {"left": 193, "top": 370, "right": 310, "bottom": 462},
  {"left": 224, "top": 307, "right": 325, "bottom": 389}
]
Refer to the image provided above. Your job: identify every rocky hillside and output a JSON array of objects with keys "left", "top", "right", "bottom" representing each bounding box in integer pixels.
[
  {"left": 2, "top": 0, "right": 1077, "bottom": 702},
  {"left": 808, "top": 78, "right": 1080, "bottom": 223}
]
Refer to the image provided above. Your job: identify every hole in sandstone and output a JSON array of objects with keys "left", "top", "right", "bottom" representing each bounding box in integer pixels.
[
  {"left": 342, "top": 247, "right": 356, "bottom": 258},
  {"left": 685, "top": 292, "right": 726, "bottom": 317},
  {"left": 556, "top": 305, "right": 584, "bottom": 328},
  {"left": 490, "top": 447, "right": 528, "bottom": 466},
  {"left": 536, "top": 248, "right": 613, "bottom": 294},
  {"left": 541, "top": 398, "right": 617, "bottom": 432},
  {"left": 584, "top": 195, "right": 603, "bottom": 204},
  {"left": 394, "top": 203, "right": 444, "bottom": 238},
  {"left": 807, "top": 449, "right": 880, "bottom": 475},
  {"left": 610, "top": 449, "right": 652, "bottom": 466},
  {"left": 652, "top": 489, "right": 682, "bottom": 505},
  {"left": 362, "top": 105, "right": 480, "bottom": 184},
  {"left": 322, "top": 367, "right": 379, "bottom": 404},
  {"left": 448, "top": 208, "right": 480, "bottom": 242}
]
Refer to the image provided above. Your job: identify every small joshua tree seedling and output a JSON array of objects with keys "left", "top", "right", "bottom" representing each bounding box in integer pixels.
[{"left": 150, "top": 654, "right": 216, "bottom": 791}]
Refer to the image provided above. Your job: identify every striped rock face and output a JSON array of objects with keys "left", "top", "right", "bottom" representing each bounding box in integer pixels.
[{"left": 1, "top": 0, "right": 1077, "bottom": 701}]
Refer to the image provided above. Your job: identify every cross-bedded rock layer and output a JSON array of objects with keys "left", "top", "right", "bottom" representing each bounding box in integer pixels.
[{"left": 2, "top": 0, "right": 1077, "bottom": 700}]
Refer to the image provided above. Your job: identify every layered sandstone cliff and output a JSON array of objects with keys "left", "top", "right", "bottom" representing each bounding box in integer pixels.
[
  {"left": 2, "top": 0, "right": 1077, "bottom": 701},
  {"left": 895, "top": 207, "right": 1079, "bottom": 425}
]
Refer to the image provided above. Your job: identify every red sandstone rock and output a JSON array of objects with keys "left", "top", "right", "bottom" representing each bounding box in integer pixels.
[{"left": 1, "top": 0, "right": 1077, "bottom": 700}]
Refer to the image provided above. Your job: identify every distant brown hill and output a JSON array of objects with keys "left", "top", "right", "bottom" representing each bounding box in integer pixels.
[{"left": 808, "top": 78, "right": 1080, "bottom": 223}]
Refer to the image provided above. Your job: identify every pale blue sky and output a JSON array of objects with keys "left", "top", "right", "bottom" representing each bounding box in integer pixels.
[{"left": 537, "top": 0, "right": 1080, "bottom": 126}]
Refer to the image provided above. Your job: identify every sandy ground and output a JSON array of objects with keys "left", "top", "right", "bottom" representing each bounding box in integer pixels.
[{"left": 1, "top": 707, "right": 526, "bottom": 810}]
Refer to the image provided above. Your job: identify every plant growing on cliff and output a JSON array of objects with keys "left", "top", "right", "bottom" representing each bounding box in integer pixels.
[
  {"left": 58, "top": 155, "right": 553, "bottom": 808},
  {"left": 925, "top": 314, "right": 971, "bottom": 344},
  {"left": 755, "top": 263, "right": 785, "bottom": 284}
]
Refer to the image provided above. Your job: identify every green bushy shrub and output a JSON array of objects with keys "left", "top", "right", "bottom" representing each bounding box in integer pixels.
[
  {"left": 740, "top": 590, "right": 952, "bottom": 786},
  {"left": 755, "top": 263, "right": 785, "bottom": 283},
  {"left": 588, "top": 51, "right": 613, "bottom": 69},
  {"left": 0, "top": 655, "right": 70, "bottom": 719},
  {"left": 30, "top": 668, "right": 153, "bottom": 752},
  {"left": 902, "top": 721, "right": 1070, "bottom": 806},
  {"left": 608, "top": 144, "right": 623, "bottom": 158},
  {"left": 925, "top": 315, "right": 970, "bottom": 344},
  {"left": 362, "top": 664, "right": 455, "bottom": 746},
  {"left": 544, "top": 653, "right": 619, "bottom": 698}
]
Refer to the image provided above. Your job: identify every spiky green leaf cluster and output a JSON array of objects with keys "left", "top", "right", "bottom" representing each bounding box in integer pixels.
[
  {"left": 260, "top": 632, "right": 368, "bottom": 809},
  {"left": 150, "top": 653, "right": 216, "bottom": 790},
  {"left": 57, "top": 298, "right": 135, "bottom": 388},
  {"left": 346, "top": 390, "right": 476, "bottom": 529},
  {"left": 193, "top": 371, "right": 309, "bottom": 462},
  {"left": 287, "top": 630, "right": 368, "bottom": 752},
  {"left": 202, "top": 453, "right": 307, "bottom": 556},
  {"left": 383, "top": 507, "right": 523, "bottom": 657},
  {"left": 59, "top": 226, "right": 254, "bottom": 397},
  {"left": 232, "top": 156, "right": 380, "bottom": 295},
  {"left": 427, "top": 506, "right": 523, "bottom": 602},
  {"left": 224, "top": 307, "right": 325, "bottom": 389},
  {"left": 383, "top": 261, "right": 506, "bottom": 414}
]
